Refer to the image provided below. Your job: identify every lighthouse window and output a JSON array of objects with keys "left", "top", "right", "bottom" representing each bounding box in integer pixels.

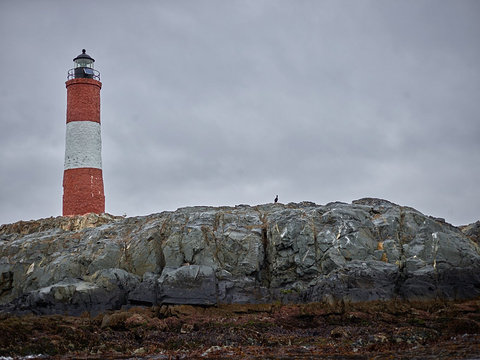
[
  {"left": 83, "top": 68, "right": 94, "bottom": 75},
  {"left": 75, "top": 59, "right": 94, "bottom": 68}
]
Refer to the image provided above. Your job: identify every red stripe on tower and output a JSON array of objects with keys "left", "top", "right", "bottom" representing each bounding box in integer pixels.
[{"left": 63, "top": 49, "right": 105, "bottom": 216}]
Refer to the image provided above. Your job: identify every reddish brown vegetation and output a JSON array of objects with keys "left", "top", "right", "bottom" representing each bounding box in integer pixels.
[{"left": 1, "top": 299, "right": 479, "bottom": 359}]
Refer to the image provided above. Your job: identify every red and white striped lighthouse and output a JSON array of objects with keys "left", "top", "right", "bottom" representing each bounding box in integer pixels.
[{"left": 63, "top": 49, "right": 105, "bottom": 216}]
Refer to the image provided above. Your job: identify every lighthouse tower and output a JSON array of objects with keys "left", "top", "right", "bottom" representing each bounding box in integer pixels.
[{"left": 63, "top": 49, "right": 105, "bottom": 216}]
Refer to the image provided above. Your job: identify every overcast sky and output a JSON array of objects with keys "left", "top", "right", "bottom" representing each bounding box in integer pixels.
[{"left": 1, "top": 0, "right": 479, "bottom": 226}]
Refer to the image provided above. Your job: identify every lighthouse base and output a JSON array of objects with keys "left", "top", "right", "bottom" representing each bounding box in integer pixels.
[{"left": 63, "top": 167, "right": 105, "bottom": 216}]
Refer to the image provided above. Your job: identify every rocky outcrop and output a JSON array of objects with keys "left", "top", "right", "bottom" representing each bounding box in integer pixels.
[
  {"left": 0, "top": 212, "right": 123, "bottom": 237},
  {"left": 1, "top": 198, "right": 479, "bottom": 315},
  {"left": 461, "top": 220, "right": 480, "bottom": 244}
]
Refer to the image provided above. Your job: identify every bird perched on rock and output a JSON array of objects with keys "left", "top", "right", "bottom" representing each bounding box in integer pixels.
[{"left": 274, "top": 195, "right": 278, "bottom": 203}]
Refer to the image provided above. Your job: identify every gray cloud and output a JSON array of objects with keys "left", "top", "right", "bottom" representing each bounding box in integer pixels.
[{"left": 1, "top": 0, "right": 479, "bottom": 225}]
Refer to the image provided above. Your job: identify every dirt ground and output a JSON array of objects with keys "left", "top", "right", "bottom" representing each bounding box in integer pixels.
[{"left": 1, "top": 298, "right": 480, "bottom": 359}]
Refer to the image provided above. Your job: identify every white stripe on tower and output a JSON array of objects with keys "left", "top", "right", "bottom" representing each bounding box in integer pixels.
[{"left": 64, "top": 121, "right": 102, "bottom": 170}]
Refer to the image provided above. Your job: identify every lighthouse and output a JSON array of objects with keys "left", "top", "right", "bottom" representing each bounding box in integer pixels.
[{"left": 63, "top": 49, "right": 105, "bottom": 216}]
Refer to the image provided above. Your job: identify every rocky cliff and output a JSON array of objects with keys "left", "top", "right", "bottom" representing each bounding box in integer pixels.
[{"left": 1, "top": 198, "right": 479, "bottom": 316}]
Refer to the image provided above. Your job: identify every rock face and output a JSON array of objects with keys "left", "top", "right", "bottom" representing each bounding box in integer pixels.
[{"left": 1, "top": 199, "right": 479, "bottom": 315}]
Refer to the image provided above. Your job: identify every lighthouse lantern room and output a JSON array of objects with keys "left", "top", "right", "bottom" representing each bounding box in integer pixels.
[
  {"left": 63, "top": 49, "right": 105, "bottom": 216},
  {"left": 68, "top": 49, "right": 100, "bottom": 80}
]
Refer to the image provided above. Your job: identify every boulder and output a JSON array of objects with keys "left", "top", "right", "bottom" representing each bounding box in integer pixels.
[
  {"left": 158, "top": 265, "right": 217, "bottom": 305},
  {"left": 1, "top": 268, "right": 140, "bottom": 316}
]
